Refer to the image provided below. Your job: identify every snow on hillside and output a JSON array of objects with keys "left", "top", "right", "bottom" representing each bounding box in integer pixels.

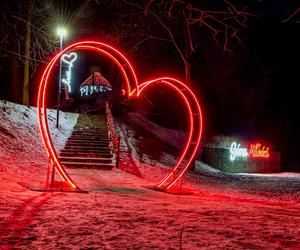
[
  {"left": 124, "top": 112, "right": 188, "bottom": 152},
  {"left": 116, "top": 112, "right": 300, "bottom": 202},
  {"left": 116, "top": 117, "right": 177, "bottom": 170},
  {"left": 0, "top": 100, "right": 78, "bottom": 181}
]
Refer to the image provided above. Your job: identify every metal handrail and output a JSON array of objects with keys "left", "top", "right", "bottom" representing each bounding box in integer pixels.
[{"left": 105, "top": 102, "right": 120, "bottom": 168}]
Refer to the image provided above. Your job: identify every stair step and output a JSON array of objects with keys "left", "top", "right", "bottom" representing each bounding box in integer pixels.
[
  {"left": 73, "top": 130, "right": 107, "bottom": 132},
  {"left": 59, "top": 152, "right": 113, "bottom": 158},
  {"left": 65, "top": 144, "right": 110, "bottom": 148},
  {"left": 60, "top": 156, "right": 112, "bottom": 163},
  {"left": 69, "top": 137, "right": 110, "bottom": 140},
  {"left": 67, "top": 139, "right": 110, "bottom": 144},
  {"left": 71, "top": 134, "right": 108, "bottom": 137},
  {"left": 68, "top": 136, "right": 109, "bottom": 141},
  {"left": 71, "top": 132, "right": 108, "bottom": 134},
  {"left": 64, "top": 145, "right": 111, "bottom": 150},
  {"left": 60, "top": 149, "right": 111, "bottom": 154},
  {"left": 73, "top": 129, "right": 108, "bottom": 131},
  {"left": 66, "top": 141, "right": 109, "bottom": 145},
  {"left": 65, "top": 141, "right": 109, "bottom": 147},
  {"left": 70, "top": 133, "right": 108, "bottom": 136},
  {"left": 67, "top": 139, "right": 109, "bottom": 142},
  {"left": 62, "top": 161, "right": 114, "bottom": 169},
  {"left": 72, "top": 131, "right": 108, "bottom": 136},
  {"left": 71, "top": 131, "right": 107, "bottom": 133},
  {"left": 70, "top": 140, "right": 108, "bottom": 143},
  {"left": 61, "top": 148, "right": 112, "bottom": 154}
]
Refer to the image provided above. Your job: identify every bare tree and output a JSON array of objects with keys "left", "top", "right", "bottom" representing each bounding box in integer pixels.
[
  {"left": 104, "top": 0, "right": 256, "bottom": 84},
  {"left": 282, "top": 7, "right": 300, "bottom": 23},
  {"left": 0, "top": 0, "right": 58, "bottom": 104},
  {"left": 22, "top": 0, "right": 33, "bottom": 106}
]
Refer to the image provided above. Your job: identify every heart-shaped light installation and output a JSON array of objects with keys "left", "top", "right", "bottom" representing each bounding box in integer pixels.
[
  {"left": 37, "top": 40, "right": 203, "bottom": 191},
  {"left": 61, "top": 52, "right": 77, "bottom": 66}
]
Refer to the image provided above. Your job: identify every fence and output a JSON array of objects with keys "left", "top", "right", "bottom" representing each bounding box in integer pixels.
[{"left": 105, "top": 102, "right": 120, "bottom": 168}]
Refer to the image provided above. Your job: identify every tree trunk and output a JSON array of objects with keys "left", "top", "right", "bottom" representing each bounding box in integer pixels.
[
  {"left": 22, "top": 0, "right": 33, "bottom": 106},
  {"left": 10, "top": 59, "right": 21, "bottom": 103},
  {"left": 184, "top": 60, "right": 191, "bottom": 85},
  {"left": 183, "top": 16, "right": 192, "bottom": 86}
]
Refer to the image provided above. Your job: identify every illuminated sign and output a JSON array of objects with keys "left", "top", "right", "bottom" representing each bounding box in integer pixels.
[
  {"left": 230, "top": 142, "right": 248, "bottom": 161},
  {"left": 249, "top": 143, "right": 270, "bottom": 158},
  {"left": 80, "top": 72, "right": 112, "bottom": 96},
  {"left": 229, "top": 141, "right": 270, "bottom": 161},
  {"left": 61, "top": 52, "right": 78, "bottom": 93},
  {"left": 80, "top": 85, "right": 112, "bottom": 96}
]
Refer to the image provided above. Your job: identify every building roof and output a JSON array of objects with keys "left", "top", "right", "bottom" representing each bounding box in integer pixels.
[{"left": 81, "top": 72, "right": 112, "bottom": 88}]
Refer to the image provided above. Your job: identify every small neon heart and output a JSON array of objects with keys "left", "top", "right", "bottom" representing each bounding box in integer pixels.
[{"left": 61, "top": 52, "right": 77, "bottom": 66}]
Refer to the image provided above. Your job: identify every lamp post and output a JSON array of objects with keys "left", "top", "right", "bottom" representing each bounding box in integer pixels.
[{"left": 56, "top": 27, "right": 67, "bottom": 128}]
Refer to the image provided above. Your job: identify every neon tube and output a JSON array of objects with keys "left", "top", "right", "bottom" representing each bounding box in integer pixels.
[{"left": 37, "top": 41, "right": 139, "bottom": 188}]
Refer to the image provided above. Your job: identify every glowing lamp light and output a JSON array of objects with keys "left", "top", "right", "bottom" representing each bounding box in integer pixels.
[{"left": 56, "top": 27, "right": 67, "bottom": 37}]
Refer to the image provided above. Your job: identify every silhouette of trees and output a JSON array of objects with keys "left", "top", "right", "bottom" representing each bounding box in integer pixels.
[
  {"left": 101, "top": 0, "right": 255, "bottom": 84},
  {"left": 0, "top": 0, "right": 57, "bottom": 104}
]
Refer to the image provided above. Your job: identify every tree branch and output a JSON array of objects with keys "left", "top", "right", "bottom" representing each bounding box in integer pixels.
[
  {"left": 128, "top": 35, "right": 171, "bottom": 54},
  {"left": 155, "top": 15, "right": 186, "bottom": 63},
  {"left": 282, "top": 7, "right": 300, "bottom": 23}
]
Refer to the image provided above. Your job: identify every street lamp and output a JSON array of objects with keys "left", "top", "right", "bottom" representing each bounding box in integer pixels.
[{"left": 56, "top": 27, "right": 67, "bottom": 128}]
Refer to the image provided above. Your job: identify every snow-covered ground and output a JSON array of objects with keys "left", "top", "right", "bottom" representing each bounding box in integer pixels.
[
  {"left": 123, "top": 112, "right": 188, "bottom": 152},
  {"left": 0, "top": 100, "right": 78, "bottom": 181},
  {"left": 0, "top": 100, "right": 300, "bottom": 249}
]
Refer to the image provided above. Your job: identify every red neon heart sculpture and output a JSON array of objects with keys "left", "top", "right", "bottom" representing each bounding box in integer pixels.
[{"left": 37, "top": 41, "right": 203, "bottom": 192}]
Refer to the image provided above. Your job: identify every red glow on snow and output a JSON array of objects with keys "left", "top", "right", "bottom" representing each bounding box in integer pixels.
[
  {"left": 37, "top": 41, "right": 203, "bottom": 192},
  {"left": 249, "top": 143, "right": 270, "bottom": 158}
]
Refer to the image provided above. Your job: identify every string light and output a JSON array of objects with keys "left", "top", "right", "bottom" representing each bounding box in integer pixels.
[{"left": 61, "top": 52, "right": 78, "bottom": 93}]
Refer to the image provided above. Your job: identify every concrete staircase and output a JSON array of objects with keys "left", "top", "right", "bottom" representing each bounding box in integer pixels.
[{"left": 59, "top": 114, "right": 114, "bottom": 170}]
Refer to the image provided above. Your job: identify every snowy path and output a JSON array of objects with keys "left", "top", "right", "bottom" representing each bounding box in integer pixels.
[
  {"left": 1, "top": 101, "right": 300, "bottom": 249},
  {"left": 1, "top": 167, "right": 300, "bottom": 249}
]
